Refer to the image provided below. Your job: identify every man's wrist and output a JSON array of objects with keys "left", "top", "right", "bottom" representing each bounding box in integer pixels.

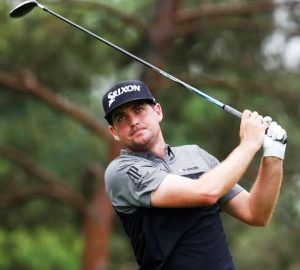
[
  {"left": 263, "top": 140, "right": 286, "bottom": 160},
  {"left": 262, "top": 120, "right": 287, "bottom": 160},
  {"left": 239, "top": 141, "right": 261, "bottom": 154}
]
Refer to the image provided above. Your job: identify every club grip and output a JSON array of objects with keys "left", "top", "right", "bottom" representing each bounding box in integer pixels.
[
  {"left": 223, "top": 104, "right": 288, "bottom": 144},
  {"left": 223, "top": 105, "right": 242, "bottom": 118},
  {"left": 276, "top": 135, "right": 288, "bottom": 144},
  {"left": 281, "top": 138, "right": 288, "bottom": 144}
]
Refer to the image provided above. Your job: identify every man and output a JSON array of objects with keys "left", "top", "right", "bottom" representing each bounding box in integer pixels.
[{"left": 101, "top": 80, "right": 287, "bottom": 270}]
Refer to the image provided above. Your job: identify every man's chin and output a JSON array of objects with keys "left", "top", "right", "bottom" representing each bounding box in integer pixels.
[
  {"left": 131, "top": 137, "right": 153, "bottom": 150},
  {"left": 133, "top": 139, "right": 150, "bottom": 148}
]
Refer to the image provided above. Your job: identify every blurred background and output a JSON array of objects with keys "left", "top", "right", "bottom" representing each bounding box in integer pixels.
[{"left": 0, "top": 0, "right": 299, "bottom": 269}]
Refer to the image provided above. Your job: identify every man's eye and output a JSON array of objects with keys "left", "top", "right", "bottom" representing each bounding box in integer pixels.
[
  {"left": 135, "top": 106, "right": 144, "bottom": 113},
  {"left": 115, "top": 115, "right": 125, "bottom": 123}
]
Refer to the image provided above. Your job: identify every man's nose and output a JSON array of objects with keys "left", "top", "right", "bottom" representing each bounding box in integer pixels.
[{"left": 128, "top": 112, "right": 139, "bottom": 126}]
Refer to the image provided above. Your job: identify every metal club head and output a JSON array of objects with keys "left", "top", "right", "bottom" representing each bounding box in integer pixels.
[{"left": 10, "top": 0, "right": 39, "bottom": 18}]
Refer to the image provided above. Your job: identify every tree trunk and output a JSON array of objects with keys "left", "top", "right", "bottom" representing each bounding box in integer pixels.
[
  {"left": 142, "top": 0, "right": 182, "bottom": 91},
  {"left": 83, "top": 181, "right": 113, "bottom": 270},
  {"left": 82, "top": 143, "right": 120, "bottom": 270}
]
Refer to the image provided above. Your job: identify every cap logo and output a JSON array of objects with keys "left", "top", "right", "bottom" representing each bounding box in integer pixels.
[{"left": 107, "top": 84, "right": 141, "bottom": 107}]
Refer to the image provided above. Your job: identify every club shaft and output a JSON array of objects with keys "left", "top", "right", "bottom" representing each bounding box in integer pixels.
[
  {"left": 39, "top": 5, "right": 242, "bottom": 118},
  {"left": 13, "top": 1, "right": 289, "bottom": 143},
  {"left": 42, "top": 6, "right": 287, "bottom": 142}
]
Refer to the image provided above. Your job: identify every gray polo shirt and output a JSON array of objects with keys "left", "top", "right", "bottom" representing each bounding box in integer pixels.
[{"left": 104, "top": 144, "right": 244, "bottom": 214}]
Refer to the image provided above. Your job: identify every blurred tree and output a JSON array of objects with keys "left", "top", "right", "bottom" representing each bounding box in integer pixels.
[{"left": 0, "top": 0, "right": 299, "bottom": 269}]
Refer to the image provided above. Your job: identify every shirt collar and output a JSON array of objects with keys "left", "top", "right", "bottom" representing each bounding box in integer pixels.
[{"left": 121, "top": 144, "right": 175, "bottom": 161}]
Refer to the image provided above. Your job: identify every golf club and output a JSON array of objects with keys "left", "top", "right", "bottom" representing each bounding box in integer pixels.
[{"left": 10, "top": 0, "right": 287, "bottom": 143}]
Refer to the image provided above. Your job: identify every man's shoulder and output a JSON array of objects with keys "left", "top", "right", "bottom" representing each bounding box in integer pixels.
[
  {"left": 105, "top": 151, "right": 152, "bottom": 175},
  {"left": 104, "top": 154, "right": 139, "bottom": 188},
  {"left": 105, "top": 154, "right": 135, "bottom": 172},
  {"left": 172, "top": 144, "right": 219, "bottom": 168},
  {"left": 172, "top": 144, "right": 206, "bottom": 155}
]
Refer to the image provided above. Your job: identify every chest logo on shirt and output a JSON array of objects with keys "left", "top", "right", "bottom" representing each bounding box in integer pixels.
[{"left": 179, "top": 166, "right": 199, "bottom": 173}]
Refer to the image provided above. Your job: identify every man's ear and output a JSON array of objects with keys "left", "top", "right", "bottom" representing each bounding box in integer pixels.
[
  {"left": 154, "top": 103, "right": 163, "bottom": 122},
  {"left": 109, "top": 125, "right": 120, "bottom": 141}
]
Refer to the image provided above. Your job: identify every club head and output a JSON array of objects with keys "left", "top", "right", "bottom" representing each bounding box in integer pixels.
[{"left": 10, "top": 0, "right": 39, "bottom": 18}]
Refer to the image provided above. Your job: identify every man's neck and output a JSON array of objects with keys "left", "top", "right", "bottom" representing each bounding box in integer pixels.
[
  {"left": 125, "top": 135, "right": 166, "bottom": 159},
  {"left": 148, "top": 140, "right": 166, "bottom": 159}
]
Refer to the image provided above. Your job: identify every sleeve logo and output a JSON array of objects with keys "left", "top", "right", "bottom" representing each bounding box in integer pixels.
[{"left": 127, "top": 166, "right": 143, "bottom": 190}]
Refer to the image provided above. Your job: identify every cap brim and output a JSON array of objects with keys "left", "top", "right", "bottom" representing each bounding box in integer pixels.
[{"left": 104, "top": 97, "right": 156, "bottom": 121}]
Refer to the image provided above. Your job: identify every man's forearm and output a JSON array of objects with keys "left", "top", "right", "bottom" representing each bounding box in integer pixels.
[
  {"left": 151, "top": 142, "right": 260, "bottom": 208},
  {"left": 248, "top": 157, "right": 283, "bottom": 225},
  {"left": 199, "top": 142, "right": 259, "bottom": 201}
]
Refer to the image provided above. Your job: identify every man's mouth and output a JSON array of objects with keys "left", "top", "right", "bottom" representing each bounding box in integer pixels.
[{"left": 130, "top": 127, "right": 145, "bottom": 136}]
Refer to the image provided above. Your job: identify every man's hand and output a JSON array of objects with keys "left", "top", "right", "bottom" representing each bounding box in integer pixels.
[
  {"left": 240, "top": 110, "right": 268, "bottom": 151},
  {"left": 263, "top": 118, "right": 287, "bottom": 160}
]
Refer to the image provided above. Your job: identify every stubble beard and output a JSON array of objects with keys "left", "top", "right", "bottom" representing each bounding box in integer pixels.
[
  {"left": 131, "top": 129, "right": 153, "bottom": 150},
  {"left": 129, "top": 125, "right": 162, "bottom": 152}
]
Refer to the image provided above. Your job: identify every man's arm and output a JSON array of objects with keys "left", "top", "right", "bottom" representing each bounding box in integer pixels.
[
  {"left": 221, "top": 157, "right": 283, "bottom": 226},
  {"left": 222, "top": 121, "right": 287, "bottom": 226},
  {"left": 151, "top": 143, "right": 260, "bottom": 208},
  {"left": 151, "top": 110, "right": 267, "bottom": 208}
]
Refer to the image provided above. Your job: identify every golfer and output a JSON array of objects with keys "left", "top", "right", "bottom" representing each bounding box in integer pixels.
[{"left": 102, "top": 80, "right": 287, "bottom": 270}]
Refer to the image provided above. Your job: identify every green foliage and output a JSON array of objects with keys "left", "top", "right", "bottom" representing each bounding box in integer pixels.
[
  {"left": 0, "top": 0, "right": 300, "bottom": 269},
  {"left": 108, "top": 230, "right": 137, "bottom": 270},
  {"left": 0, "top": 228, "right": 82, "bottom": 270},
  {"left": 232, "top": 225, "right": 300, "bottom": 270}
]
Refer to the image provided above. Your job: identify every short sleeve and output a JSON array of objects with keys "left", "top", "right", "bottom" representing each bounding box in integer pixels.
[
  {"left": 104, "top": 157, "right": 169, "bottom": 214},
  {"left": 194, "top": 145, "right": 245, "bottom": 205},
  {"left": 218, "top": 184, "right": 244, "bottom": 205}
]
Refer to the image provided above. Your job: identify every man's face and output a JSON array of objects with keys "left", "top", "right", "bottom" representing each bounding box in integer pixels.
[{"left": 108, "top": 100, "right": 163, "bottom": 151}]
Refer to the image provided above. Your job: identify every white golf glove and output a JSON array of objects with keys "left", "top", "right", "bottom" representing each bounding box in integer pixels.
[{"left": 263, "top": 117, "right": 287, "bottom": 160}]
